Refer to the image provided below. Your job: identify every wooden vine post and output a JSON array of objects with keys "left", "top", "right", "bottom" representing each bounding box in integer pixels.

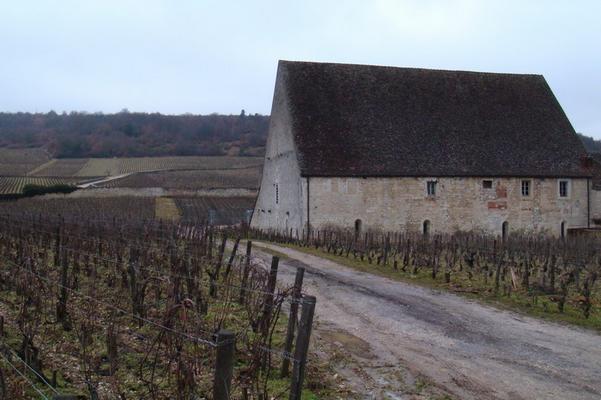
[
  {"left": 260, "top": 256, "right": 279, "bottom": 337},
  {"left": 239, "top": 240, "right": 252, "bottom": 304},
  {"left": 289, "top": 295, "right": 316, "bottom": 400},
  {"left": 210, "top": 234, "right": 227, "bottom": 297},
  {"left": 281, "top": 267, "right": 305, "bottom": 378},
  {"left": 224, "top": 236, "right": 240, "bottom": 278},
  {"left": 213, "top": 329, "right": 235, "bottom": 400}
]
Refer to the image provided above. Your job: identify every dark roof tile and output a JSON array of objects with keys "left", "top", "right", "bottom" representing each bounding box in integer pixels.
[{"left": 278, "top": 61, "right": 590, "bottom": 178}]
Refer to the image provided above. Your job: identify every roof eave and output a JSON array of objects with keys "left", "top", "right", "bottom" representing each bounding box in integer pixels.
[{"left": 300, "top": 173, "right": 593, "bottom": 179}]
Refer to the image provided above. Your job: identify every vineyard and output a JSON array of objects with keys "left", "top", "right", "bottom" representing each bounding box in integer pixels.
[
  {"left": 68, "top": 157, "right": 263, "bottom": 178},
  {"left": 0, "top": 210, "right": 321, "bottom": 398},
  {"left": 175, "top": 197, "right": 256, "bottom": 226},
  {"left": 0, "top": 148, "right": 50, "bottom": 176},
  {"left": 0, "top": 197, "right": 157, "bottom": 221},
  {"left": 0, "top": 197, "right": 255, "bottom": 227},
  {"left": 99, "top": 167, "right": 262, "bottom": 191},
  {"left": 0, "top": 151, "right": 262, "bottom": 179},
  {"left": 29, "top": 159, "right": 90, "bottom": 177},
  {"left": 256, "top": 228, "right": 601, "bottom": 328},
  {"left": 0, "top": 177, "right": 79, "bottom": 195}
]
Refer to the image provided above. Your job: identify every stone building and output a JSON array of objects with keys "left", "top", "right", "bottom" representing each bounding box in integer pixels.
[
  {"left": 588, "top": 152, "right": 601, "bottom": 227},
  {"left": 251, "top": 60, "right": 593, "bottom": 237}
]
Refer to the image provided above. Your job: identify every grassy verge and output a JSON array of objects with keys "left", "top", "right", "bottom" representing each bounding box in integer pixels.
[{"left": 258, "top": 242, "right": 601, "bottom": 333}]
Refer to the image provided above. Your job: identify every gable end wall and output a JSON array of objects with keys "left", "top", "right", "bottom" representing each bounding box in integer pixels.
[{"left": 250, "top": 72, "right": 305, "bottom": 232}]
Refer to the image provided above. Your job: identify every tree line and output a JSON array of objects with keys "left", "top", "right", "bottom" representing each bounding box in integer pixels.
[
  {"left": 0, "top": 110, "right": 598, "bottom": 159},
  {"left": 0, "top": 110, "right": 269, "bottom": 158}
]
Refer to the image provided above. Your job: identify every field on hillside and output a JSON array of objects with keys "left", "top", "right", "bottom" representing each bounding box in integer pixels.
[
  {"left": 0, "top": 148, "right": 50, "bottom": 175},
  {"left": 0, "top": 149, "right": 264, "bottom": 195},
  {"left": 73, "top": 156, "right": 263, "bottom": 177},
  {"left": 0, "top": 149, "right": 263, "bottom": 177},
  {"left": 0, "top": 176, "right": 80, "bottom": 195},
  {"left": 29, "top": 158, "right": 89, "bottom": 176},
  {"left": 99, "top": 165, "right": 262, "bottom": 190}
]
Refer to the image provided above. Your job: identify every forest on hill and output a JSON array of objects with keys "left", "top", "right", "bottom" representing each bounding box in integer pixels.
[
  {"left": 578, "top": 133, "right": 601, "bottom": 154},
  {"left": 0, "top": 111, "right": 269, "bottom": 157},
  {"left": 0, "top": 111, "right": 600, "bottom": 158}
]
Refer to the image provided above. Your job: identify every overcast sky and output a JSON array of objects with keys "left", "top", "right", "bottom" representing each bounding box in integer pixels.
[{"left": 1, "top": 0, "right": 600, "bottom": 137}]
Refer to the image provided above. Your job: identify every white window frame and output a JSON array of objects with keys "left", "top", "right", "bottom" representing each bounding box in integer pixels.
[
  {"left": 558, "top": 179, "right": 570, "bottom": 199},
  {"left": 426, "top": 180, "right": 437, "bottom": 197},
  {"left": 521, "top": 180, "right": 531, "bottom": 197}
]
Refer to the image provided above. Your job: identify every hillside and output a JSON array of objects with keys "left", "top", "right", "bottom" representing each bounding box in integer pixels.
[
  {"left": 579, "top": 133, "right": 601, "bottom": 153},
  {"left": 0, "top": 111, "right": 268, "bottom": 157}
]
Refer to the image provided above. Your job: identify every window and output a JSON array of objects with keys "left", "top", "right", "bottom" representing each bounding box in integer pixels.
[
  {"left": 482, "top": 180, "right": 493, "bottom": 189},
  {"left": 521, "top": 180, "right": 531, "bottom": 197},
  {"left": 354, "top": 219, "right": 362, "bottom": 238},
  {"left": 426, "top": 181, "right": 437, "bottom": 196},
  {"left": 275, "top": 183, "right": 279, "bottom": 204},
  {"left": 423, "top": 220, "right": 431, "bottom": 236},
  {"left": 559, "top": 180, "right": 569, "bottom": 198},
  {"left": 560, "top": 221, "right": 567, "bottom": 239},
  {"left": 502, "top": 221, "right": 509, "bottom": 240}
]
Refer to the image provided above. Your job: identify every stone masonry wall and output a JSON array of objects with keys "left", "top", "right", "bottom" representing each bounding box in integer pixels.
[
  {"left": 308, "top": 177, "right": 589, "bottom": 237},
  {"left": 590, "top": 189, "right": 601, "bottom": 227}
]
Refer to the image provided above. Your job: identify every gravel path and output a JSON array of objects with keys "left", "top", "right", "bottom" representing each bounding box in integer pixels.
[{"left": 251, "top": 242, "right": 601, "bottom": 400}]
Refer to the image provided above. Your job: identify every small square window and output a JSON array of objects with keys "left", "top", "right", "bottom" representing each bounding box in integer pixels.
[
  {"left": 521, "top": 180, "right": 530, "bottom": 197},
  {"left": 482, "top": 180, "right": 493, "bottom": 189},
  {"left": 559, "top": 180, "right": 569, "bottom": 198},
  {"left": 426, "top": 181, "right": 437, "bottom": 196}
]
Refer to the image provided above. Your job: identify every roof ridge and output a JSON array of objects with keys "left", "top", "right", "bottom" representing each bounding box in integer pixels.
[{"left": 278, "top": 59, "right": 544, "bottom": 79}]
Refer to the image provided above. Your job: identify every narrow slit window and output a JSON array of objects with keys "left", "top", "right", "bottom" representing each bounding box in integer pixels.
[
  {"left": 426, "top": 181, "right": 437, "bottom": 196},
  {"left": 521, "top": 180, "right": 530, "bottom": 197},
  {"left": 559, "top": 180, "right": 569, "bottom": 198},
  {"left": 423, "top": 220, "right": 431, "bottom": 236},
  {"left": 275, "top": 183, "right": 279, "bottom": 204}
]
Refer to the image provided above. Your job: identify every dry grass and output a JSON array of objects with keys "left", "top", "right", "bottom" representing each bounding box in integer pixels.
[{"left": 154, "top": 197, "right": 181, "bottom": 221}]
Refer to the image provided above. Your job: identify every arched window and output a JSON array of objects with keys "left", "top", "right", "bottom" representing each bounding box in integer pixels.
[
  {"left": 561, "top": 221, "right": 566, "bottom": 239},
  {"left": 423, "top": 220, "right": 431, "bottom": 237},
  {"left": 502, "top": 221, "right": 509, "bottom": 240},
  {"left": 354, "top": 219, "right": 362, "bottom": 238}
]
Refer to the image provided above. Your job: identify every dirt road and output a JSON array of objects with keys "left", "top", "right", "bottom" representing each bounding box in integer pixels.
[{"left": 251, "top": 242, "right": 601, "bottom": 400}]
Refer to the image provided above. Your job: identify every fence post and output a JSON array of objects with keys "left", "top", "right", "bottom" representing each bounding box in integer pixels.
[
  {"left": 224, "top": 237, "right": 240, "bottom": 279},
  {"left": 239, "top": 241, "right": 252, "bottom": 304},
  {"left": 213, "top": 329, "right": 235, "bottom": 400},
  {"left": 261, "top": 256, "right": 279, "bottom": 337},
  {"left": 289, "top": 295, "right": 316, "bottom": 400},
  {"left": 281, "top": 267, "right": 305, "bottom": 378},
  {"left": 210, "top": 234, "right": 227, "bottom": 297}
]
